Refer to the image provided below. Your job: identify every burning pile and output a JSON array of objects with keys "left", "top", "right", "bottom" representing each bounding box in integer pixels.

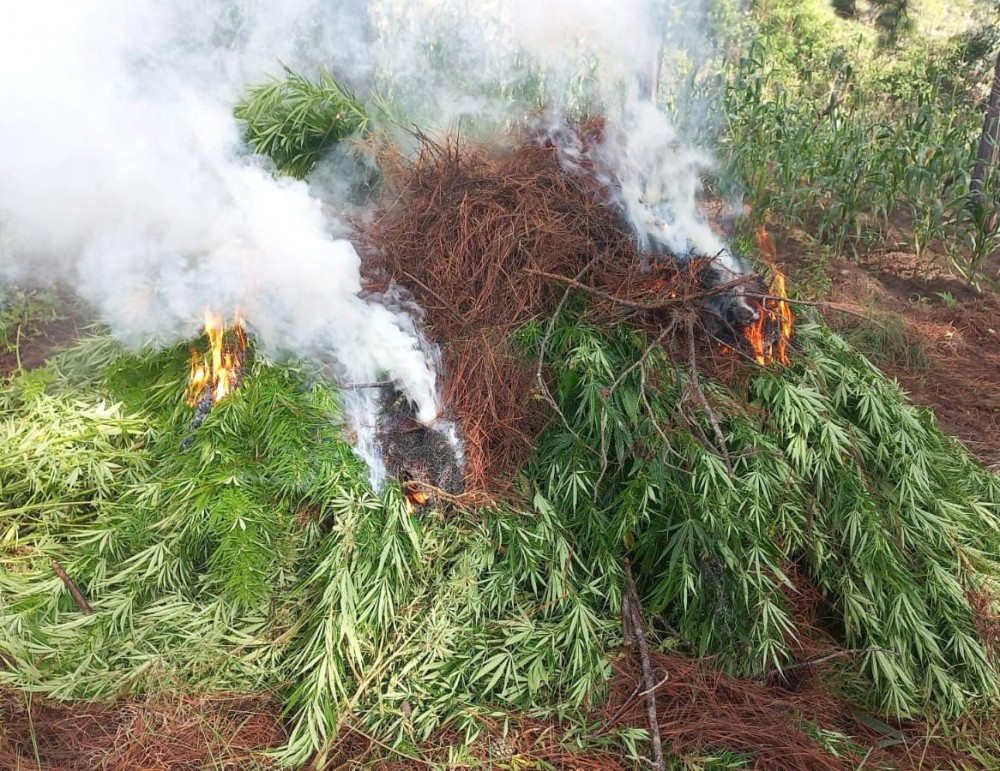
[
  {"left": 3, "top": 115, "right": 1000, "bottom": 770},
  {"left": 743, "top": 227, "right": 794, "bottom": 366},
  {"left": 369, "top": 129, "right": 784, "bottom": 491},
  {"left": 363, "top": 125, "right": 1000, "bottom": 728}
]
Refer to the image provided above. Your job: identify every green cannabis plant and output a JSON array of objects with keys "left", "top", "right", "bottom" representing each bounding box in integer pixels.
[
  {"left": 236, "top": 67, "right": 370, "bottom": 179},
  {"left": 0, "top": 334, "right": 612, "bottom": 764}
]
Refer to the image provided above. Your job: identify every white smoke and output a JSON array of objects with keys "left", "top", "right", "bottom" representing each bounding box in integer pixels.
[
  {"left": 0, "top": 1, "right": 439, "bottom": 422},
  {"left": 598, "top": 101, "right": 748, "bottom": 282},
  {"left": 0, "top": 0, "right": 745, "bottom": 450}
]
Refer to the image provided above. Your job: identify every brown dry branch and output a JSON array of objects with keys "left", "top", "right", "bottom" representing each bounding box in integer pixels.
[
  {"left": 50, "top": 559, "right": 92, "bottom": 615},
  {"left": 685, "top": 316, "right": 734, "bottom": 474},
  {"left": 600, "top": 652, "right": 854, "bottom": 771},
  {"left": 623, "top": 559, "right": 667, "bottom": 771}
]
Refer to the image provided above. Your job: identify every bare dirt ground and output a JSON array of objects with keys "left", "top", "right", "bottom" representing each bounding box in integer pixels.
[{"left": 0, "top": 299, "right": 90, "bottom": 380}]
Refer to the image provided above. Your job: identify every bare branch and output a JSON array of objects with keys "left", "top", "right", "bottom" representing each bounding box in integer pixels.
[
  {"left": 623, "top": 559, "right": 666, "bottom": 771},
  {"left": 686, "top": 317, "right": 733, "bottom": 475},
  {"left": 50, "top": 559, "right": 92, "bottom": 615}
]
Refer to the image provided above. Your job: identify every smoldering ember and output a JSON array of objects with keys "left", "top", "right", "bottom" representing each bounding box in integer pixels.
[{"left": 2, "top": 1, "right": 1000, "bottom": 769}]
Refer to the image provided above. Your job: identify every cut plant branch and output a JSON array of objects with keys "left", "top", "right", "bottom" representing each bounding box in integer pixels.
[
  {"left": 623, "top": 559, "right": 666, "bottom": 771},
  {"left": 50, "top": 559, "right": 92, "bottom": 615}
]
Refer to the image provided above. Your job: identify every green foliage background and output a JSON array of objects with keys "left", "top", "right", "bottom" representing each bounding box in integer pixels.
[{"left": 709, "top": 0, "right": 1000, "bottom": 283}]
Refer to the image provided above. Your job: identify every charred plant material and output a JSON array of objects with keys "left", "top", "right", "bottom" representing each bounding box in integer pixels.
[
  {"left": 189, "top": 389, "right": 216, "bottom": 431},
  {"left": 378, "top": 391, "right": 464, "bottom": 500},
  {"left": 181, "top": 390, "right": 216, "bottom": 450}
]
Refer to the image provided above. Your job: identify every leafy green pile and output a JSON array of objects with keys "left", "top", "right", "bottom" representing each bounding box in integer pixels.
[
  {"left": 0, "top": 336, "right": 611, "bottom": 765},
  {"left": 2, "top": 303, "right": 999, "bottom": 765},
  {"left": 528, "top": 310, "right": 1000, "bottom": 717},
  {"left": 236, "top": 67, "right": 371, "bottom": 179}
]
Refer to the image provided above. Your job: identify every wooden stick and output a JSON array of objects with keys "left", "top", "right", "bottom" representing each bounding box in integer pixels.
[
  {"left": 768, "top": 647, "right": 893, "bottom": 681},
  {"left": 747, "top": 293, "right": 887, "bottom": 326},
  {"left": 595, "top": 681, "right": 643, "bottom": 736},
  {"left": 686, "top": 317, "right": 733, "bottom": 475},
  {"left": 50, "top": 559, "right": 92, "bottom": 615},
  {"left": 608, "top": 325, "right": 673, "bottom": 396},
  {"left": 623, "top": 559, "right": 666, "bottom": 771},
  {"left": 525, "top": 268, "right": 756, "bottom": 311},
  {"left": 338, "top": 381, "right": 394, "bottom": 390},
  {"left": 535, "top": 256, "right": 601, "bottom": 447}
]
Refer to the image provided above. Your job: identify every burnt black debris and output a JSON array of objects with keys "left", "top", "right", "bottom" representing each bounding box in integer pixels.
[
  {"left": 378, "top": 391, "right": 464, "bottom": 501},
  {"left": 181, "top": 391, "right": 215, "bottom": 450}
]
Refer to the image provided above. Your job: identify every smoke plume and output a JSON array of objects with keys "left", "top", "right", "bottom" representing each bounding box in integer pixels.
[
  {"left": 0, "top": 2, "right": 441, "bottom": 420},
  {"left": 0, "top": 0, "right": 739, "bottom": 430}
]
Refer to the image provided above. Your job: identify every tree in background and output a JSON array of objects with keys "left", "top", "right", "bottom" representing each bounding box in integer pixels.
[
  {"left": 971, "top": 5, "right": 1000, "bottom": 218},
  {"left": 970, "top": 48, "right": 1000, "bottom": 212},
  {"left": 831, "top": 0, "right": 857, "bottom": 19},
  {"left": 826, "top": 0, "right": 912, "bottom": 44},
  {"left": 871, "top": 0, "right": 913, "bottom": 46}
]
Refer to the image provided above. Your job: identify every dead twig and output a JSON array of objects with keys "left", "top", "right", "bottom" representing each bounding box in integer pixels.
[
  {"left": 526, "top": 268, "right": 755, "bottom": 312},
  {"left": 338, "top": 381, "right": 394, "bottom": 390},
  {"left": 623, "top": 559, "right": 666, "bottom": 771},
  {"left": 401, "top": 270, "right": 465, "bottom": 325},
  {"left": 536, "top": 256, "right": 601, "bottom": 447},
  {"left": 685, "top": 317, "right": 733, "bottom": 475},
  {"left": 593, "top": 668, "right": 670, "bottom": 739},
  {"left": 608, "top": 325, "right": 674, "bottom": 396},
  {"left": 747, "top": 293, "right": 887, "bottom": 327},
  {"left": 767, "top": 647, "right": 895, "bottom": 685},
  {"left": 639, "top": 363, "right": 692, "bottom": 474},
  {"left": 596, "top": 680, "right": 643, "bottom": 736},
  {"left": 50, "top": 559, "right": 92, "bottom": 615}
]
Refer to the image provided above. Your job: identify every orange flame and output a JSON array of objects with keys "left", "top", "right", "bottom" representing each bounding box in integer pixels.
[
  {"left": 745, "top": 228, "right": 794, "bottom": 366},
  {"left": 186, "top": 310, "right": 247, "bottom": 407},
  {"left": 403, "top": 484, "right": 431, "bottom": 513},
  {"left": 403, "top": 482, "right": 431, "bottom": 514}
]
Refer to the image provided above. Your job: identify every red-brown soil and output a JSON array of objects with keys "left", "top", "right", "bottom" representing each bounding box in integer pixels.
[
  {"left": 0, "top": 692, "right": 285, "bottom": 770},
  {"left": 0, "top": 302, "right": 90, "bottom": 380},
  {"left": 1, "top": 645, "right": 982, "bottom": 770}
]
